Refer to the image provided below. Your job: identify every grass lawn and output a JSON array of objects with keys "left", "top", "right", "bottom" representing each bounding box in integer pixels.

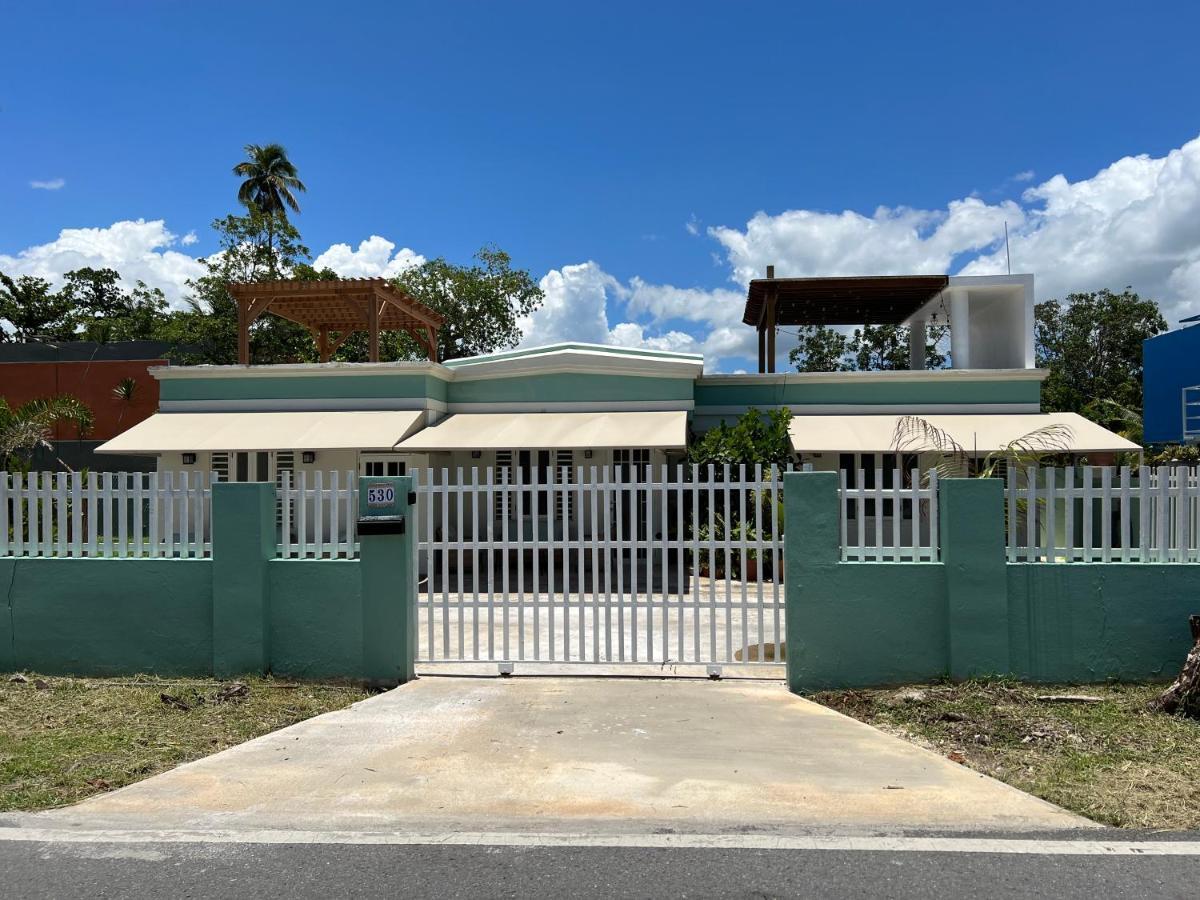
[
  {"left": 0, "top": 673, "right": 370, "bottom": 812},
  {"left": 811, "top": 680, "right": 1200, "bottom": 830}
]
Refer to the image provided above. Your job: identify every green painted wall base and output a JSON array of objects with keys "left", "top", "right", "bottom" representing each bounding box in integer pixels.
[{"left": 784, "top": 472, "right": 1200, "bottom": 691}]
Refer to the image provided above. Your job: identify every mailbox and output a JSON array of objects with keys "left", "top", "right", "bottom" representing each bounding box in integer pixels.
[{"left": 357, "top": 478, "right": 407, "bottom": 535}]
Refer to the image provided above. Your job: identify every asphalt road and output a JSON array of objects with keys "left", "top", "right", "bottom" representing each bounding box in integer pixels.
[{"left": 3, "top": 836, "right": 1198, "bottom": 899}]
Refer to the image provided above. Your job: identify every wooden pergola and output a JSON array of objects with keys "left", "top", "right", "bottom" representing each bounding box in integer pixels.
[{"left": 227, "top": 279, "right": 445, "bottom": 364}]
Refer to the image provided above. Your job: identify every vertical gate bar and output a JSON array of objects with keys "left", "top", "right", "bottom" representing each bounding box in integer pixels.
[
  {"left": 486, "top": 466, "right": 495, "bottom": 661},
  {"left": 590, "top": 467, "right": 600, "bottom": 663},
  {"left": 675, "top": 465, "right": 685, "bottom": 663},
  {"left": 603, "top": 464, "right": 613, "bottom": 662},
  {"left": 99, "top": 471, "right": 111, "bottom": 558},
  {"left": 313, "top": 470, "right": 324, "bottom": 559},
  {"left": 13, "top": 473, "right": 24, "bottom": 556},
  {"left": 643, "top": 463, "right": 653, "bottom": 662},
  {"left": 145, "top": 471, "right": 157, "bottom": 558},
  {"left": 296, "top": 470, "right": 307, "bottom": 559},
  {"left": 280, "top": 471, "right": 292, "bottom": 558},
  {"left": 422, "top": 469, "right": 433, "bottom": 660},
  {"left": 561, "top": 464, "right": 570, "bottom": 662},
  {"left": 0, "top": 473, "right": 7, "bottom": 558},
  {"left": 443, "top": 469, "right": 452, "bottom": 661},
  {"left": 691, "top": 464, "right": 701, "bottom": 663},
  {"left": 515, "top": 464, "right": 525, "bottom": 662},
  {"left": 456, "top": 468, "right": 465, "bottom": 660},
  {"left": 1119, "top": 465, "right": 1131, "bottom": 562},
  {"left": 855, "top": 468, "right": 864, "bottom": 558},
  {"left": 547, "top": 463, "right": 556, "bottom": 662},
  {"left": 723, "top": 463, "right": 733, "bottom": 664},
  {"left": 872, "top": 465, "right": 883, "bottom": 562},
  {"left": 471, "top": 466, "right": 481, "bottom": 661},
  {"left": 770, "top": 464, "right": 782, "bottom": 649},
  {"left": 628, "top": 463, "right": 638, "bottom": 664},
  {"left": 72, "top": 471, "right": 85, "bottom": 557},
  {"left": 738, "top": 463, "right": 748, "bottom": 662},
  {"left": 577, "top": 465, "right": 587, "bottom": 662},
  {"left": 615, "top": 464, "right": 625, "bottom": 662},
  {"left": 179, "top": 470, "right": 190, "bottom": 557},
  {"left": 330, "top": 469, "right": 341, "bottom": 560},
  {"left": 1154, "top": 466, "right": 1166, "bottom": 563},
  {"left": 660, "top": 462, "right": 669, "bottom": 665},
  {"left": 707, "top": 465, "right": 717, "bottom": 663},
  {"left": 755, "top": 463, "right": 765, "bottom": 659},
  {"left": 501, "top": 466, "right": 510, "bottom": 663},
  {"left": 531, "top": 463, "right": 540, "bottom": 662}
]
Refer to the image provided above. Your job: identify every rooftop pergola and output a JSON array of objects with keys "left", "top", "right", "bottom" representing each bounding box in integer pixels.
[
  {"left": 227, "top": 279, "right": 445, "bottom": 364},
  {"left": 743, "top": 269, "right": 949, "bottom": 373}
]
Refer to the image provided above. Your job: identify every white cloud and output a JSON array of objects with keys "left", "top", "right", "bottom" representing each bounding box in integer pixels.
[
  {"left": 685, "top": 214, "right": 700, "bottom": 236},
  {"left": 0, "top": 219, "right": 205, "bottom": 308},
  {"left": 311, "top": 235, "right": 425, "bottom": 278},
  {"left": 709, "top": 134, "right": 1200, "bottom": 324},
  {"left": 30, "top": 178, "right": 65, "bottom": 191},
  {"left": 180, "top": 231, "right": 199, "bottom": 246},
  {"left": 1012, "top": 170, "right": 1035, "bottom": 183},
  {"left": 518, "top": 261, "right": 623, "bottom": 347}
]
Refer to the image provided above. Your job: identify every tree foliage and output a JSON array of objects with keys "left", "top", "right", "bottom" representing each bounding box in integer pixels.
[
  {"left": 689, "top": 407, "right": 794, "bottom": 468},
  {"left": 789, "top": 323, "right": 948, "bottom": 372},
  {"left": 233, "top": 143, "right": 306, "bottom": 217},
  {"left": 392, "top": 246, "right": 544, "bottom": 362},
  {"left": 0, "top": 272, "right": 77, "bottom": 342},
  {"left": 1036, "top": 288, "right": 1167, "bottom": 417}
]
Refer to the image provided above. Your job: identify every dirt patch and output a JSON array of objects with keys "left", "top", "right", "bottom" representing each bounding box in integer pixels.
[{"left": 810, "top": 680, "right": 1200, "bottom": 829}]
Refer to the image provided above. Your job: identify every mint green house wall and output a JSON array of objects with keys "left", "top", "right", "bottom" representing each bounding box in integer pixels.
[
  {"left": 446, "top": 373, "right": 694, "bottom": 405},
  {"left": 1, "top": 481, "right": 413, "bottom": 683},
  {"left": 784, "top": 472, "right": 1200, "bottom": 691},
  {"left": 159, "top": 373, "right": 444, "bottom": 403},
  {"left": 695, "top": 377, "right": 1041, "bottom": 410}
]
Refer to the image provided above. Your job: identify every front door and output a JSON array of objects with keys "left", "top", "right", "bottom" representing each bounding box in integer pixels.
[{"left": 233, "top": 451, "right": 271, "bottom": 483}]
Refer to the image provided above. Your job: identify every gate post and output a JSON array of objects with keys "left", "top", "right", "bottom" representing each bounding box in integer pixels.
[
  {"left": 938, "top": 477, "right": 1009, "bottom": 679},
  {"left": 211, "top": 482, "right": 275, "bottom": 677},
  {"left": 783, "top": 471, "right": 841, "bottom": 693},
  {"left": 358, "top": 475, "right": 416, "bottom": 686}
]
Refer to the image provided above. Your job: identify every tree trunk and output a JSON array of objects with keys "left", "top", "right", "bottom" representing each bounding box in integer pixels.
[{"left": 1150, "top": 615, "right": 1200, "bottom": 718}]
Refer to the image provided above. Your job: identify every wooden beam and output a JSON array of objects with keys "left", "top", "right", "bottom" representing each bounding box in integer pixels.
[
  {"left": 368, "top": 296, "right": 379, "bottom": 362},
  {"left": 425, "top": 324, "right": 438, "bottom": 362},
  {"left": 237, "top": 298, "right": 250, "bottom": 365},
  {"left": 765, "top": 284, "right": 777, "bottom": 374}
]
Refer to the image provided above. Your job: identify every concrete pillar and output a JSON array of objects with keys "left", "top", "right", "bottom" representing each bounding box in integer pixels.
[
  {"left": 211, "top": 482, "right": 275, "bottom": 677},
  {"left": 909, "top": 318, "right": 927, "bottom": 370},
  {"left": 949, "top": 290, "right": 971, "bottom": 369},
  {"left": 783, "top": 471, "right": 840, "bottom": 693},
  {"left": 358, "top": 475, "right": 416, "bottom": 686},
  {"left": 938, "top": 478, "right": 1009, "bottom": 678}
]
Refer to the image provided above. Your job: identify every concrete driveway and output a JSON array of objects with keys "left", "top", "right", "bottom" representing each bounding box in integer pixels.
[{"left": 18, "top": 676, "right": 1092, "bottom": 835}]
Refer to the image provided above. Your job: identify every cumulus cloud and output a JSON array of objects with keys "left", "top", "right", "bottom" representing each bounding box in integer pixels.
[
  {"left": 30, "top": 178, "right": 65, "bottom": 191},
  {"left": 0, "top": 219, "right": 205, "bottom": 308},
  {"left": 311, "top": 235, "right": 425, "bottom": 278}
]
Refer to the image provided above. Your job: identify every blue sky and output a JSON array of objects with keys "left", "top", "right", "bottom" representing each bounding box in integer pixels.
[{"left": 4, "top": 1, "right": 1200, "bottom": 370}]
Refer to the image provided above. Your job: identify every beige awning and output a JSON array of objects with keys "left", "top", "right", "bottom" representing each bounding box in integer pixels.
[
  {"left": 96, "top": 410, "right": 426, "bottom": 454},
  {"left": 394, "top": 411, "right": 688, "bottom": 451},
  {"left": 788, "top": 413, "right": 1140, "bottom": 454}
]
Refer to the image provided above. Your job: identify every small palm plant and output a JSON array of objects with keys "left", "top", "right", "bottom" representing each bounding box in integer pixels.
[
  {"left": 0, "top": 395, "right": 95, "bottom": 472},
  {"left": 891, "top": 415, "right": 1073, "bottom": 482},
  {"left": 112, "top": 377, "right": 139, "bottom": 430}
]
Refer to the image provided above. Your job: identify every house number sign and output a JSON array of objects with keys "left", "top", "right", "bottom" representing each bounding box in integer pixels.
[{"left": 367, "top": 484, "right": 396, "bottom": 508}]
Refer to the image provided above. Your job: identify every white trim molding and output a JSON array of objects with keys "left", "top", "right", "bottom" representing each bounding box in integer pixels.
[
  {"left": 447, "top": 399, "right": 694, "bottom": 414},
  {"left": 159, "top": 398, "right": 447, "bottom": 413}
]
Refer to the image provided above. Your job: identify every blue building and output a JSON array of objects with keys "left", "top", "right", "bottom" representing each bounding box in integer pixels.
[{"left": 1143, "top": 316, "right": 1200, "bottom": 445}]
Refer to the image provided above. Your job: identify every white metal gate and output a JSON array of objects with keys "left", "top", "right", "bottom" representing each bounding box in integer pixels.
[{"left": 412, "top": 464, "right": 788, "bottom": 673}]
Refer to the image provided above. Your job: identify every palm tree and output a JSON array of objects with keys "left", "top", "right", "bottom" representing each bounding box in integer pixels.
[
  {"left": 0, "top": 396, "right": 95, "bottom": 471},
  {"left": 891, "top": 415, "right": 1072, "bottom": 481},
  {"left": 232, "top": 143, "right": 306, "bottom": 217}
]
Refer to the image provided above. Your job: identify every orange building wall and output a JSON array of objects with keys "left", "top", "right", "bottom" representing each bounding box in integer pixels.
[{"left": 0, "top": 360, "right": 164, "bottom": 440}]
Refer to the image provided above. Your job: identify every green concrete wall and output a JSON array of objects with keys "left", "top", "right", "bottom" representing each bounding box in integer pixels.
[
  {"left": 1, "top": 484, "right": 413, "bottom": 680},
  {"left": 785, "top": 472, "right": 1200, "bottom": 691},
  {"left": 1, "top": 558, "right": 213, "bottom": 676},
  {"left": 268, "top": 560, "right": 363, "bottom": 679}
]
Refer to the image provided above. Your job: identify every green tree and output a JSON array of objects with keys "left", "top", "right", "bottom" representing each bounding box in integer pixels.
[
  {"left": 689, "top": 407, "right": 794, "bottom": 469},
  {"left": 170, "top": 208, "right": 315, "bottom": 364},
  {"left": 62, "top": 268, "right": 171, "bottom": 343},
  {"left": 0, "top": 272, "right": 77, "bottom": 342},
  {"left": 789, "top": 322, "right": 948, "bottom": 372},
  {"left": 1036, "top": 288, "right": 1166, "bottom": 418},
  {"left": 392, "top": 246, "right": 544, "bottom": 361},
  {"left": 789, "top": 325, "right": 850, "bottom": 372},
  {"left": 0, "top": 395, "right": 95, "bottom": 471}
]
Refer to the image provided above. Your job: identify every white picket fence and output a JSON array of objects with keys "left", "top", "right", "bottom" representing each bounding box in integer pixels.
[
  {"left": 1006, "top": 465, "right": 1200, "bottom": 563},
  {"left": 277, "top": 470, "right": 358, "bottom": 559},
  {"left": 411, "top": 464, "right": 787, "bottom": 669},
  {"left": 1, "top": 471, "right": 215, "bottom": 558},
  {"left": 839, "top": 469, "right": 940, "bottom": 562}
]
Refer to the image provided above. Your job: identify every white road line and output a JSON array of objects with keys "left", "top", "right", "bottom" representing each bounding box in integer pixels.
[{"left": 0, "top": 828, "right": 1198, "bottom": 855}]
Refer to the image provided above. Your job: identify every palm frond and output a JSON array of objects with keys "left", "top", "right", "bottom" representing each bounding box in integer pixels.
[{"left": 890, "top": 414, "right": 969, "bottom": 480}]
